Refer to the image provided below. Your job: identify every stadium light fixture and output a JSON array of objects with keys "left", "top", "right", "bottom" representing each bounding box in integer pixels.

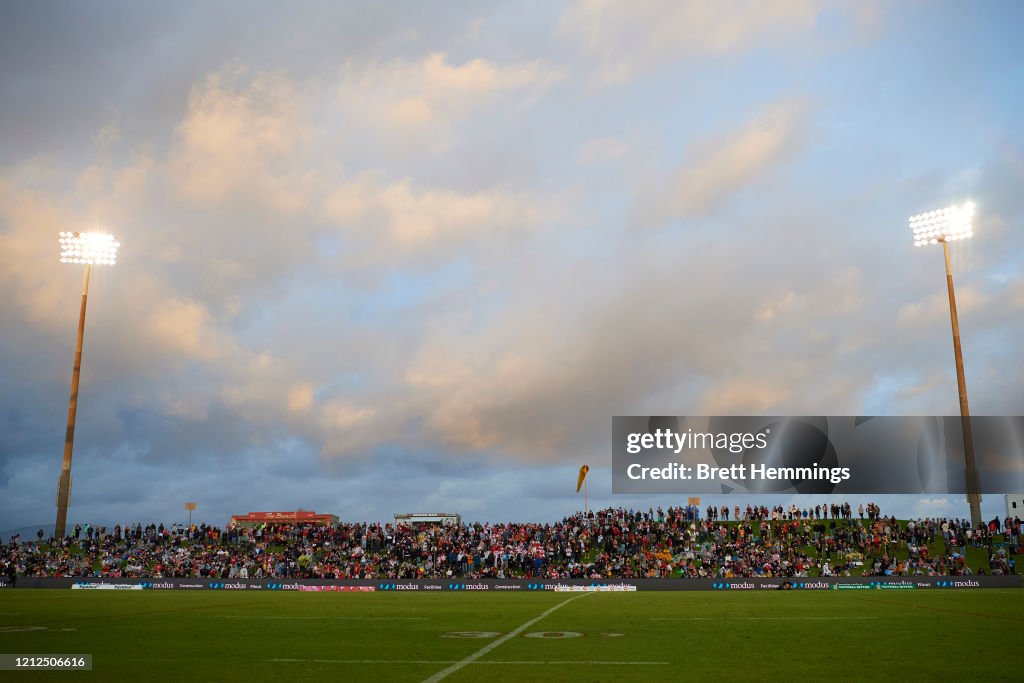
[
  {"left": 55, "top": 231, "right": 120, "bottom": 539},
  {"left": 910, "top": 202, "right": 975, "bottom": 246},
  {"left": 908, "top": 203, "right": 981, "bottom": 528}
]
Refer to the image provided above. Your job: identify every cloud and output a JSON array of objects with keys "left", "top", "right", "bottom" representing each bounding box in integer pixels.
[
  {"left": 287, "top": 383, "right": 315, "bottom": 413},
  {"left": 161, "top": 62, "right": 565, "bottom": 272},
  {"left": 143, "top": 297, "right": 233, "bottom": 362},
  {"left": 1010, "top": 281, "right": 1024, "bottom": 310},
  {"left": 334, "top": 52, "right": 566, "bottom": 151},
  {"left": 894, "top": 373, "right": 947, "bottom": 401},
  {"left": 699, "top": 379, "right": 793, "bottom": 414},
  {"left": 579, "top": 137, "right": 628, "bottom": 166},
  {"left": 322, "top": 173, "right": 548, "bottom": 256},
  {"left": 755, "top": 268, "right": 865, "bottom": 322},
  {"left": 637, "top": 99, "right": 812, "bottom": 224},
  {"left": 0, "top": 180, "right": 76, "bottom": 327},
  {"left": 394, "top": 240, "right": 878, "bottom": 460},
  {"left": 169, "top": 70, "right": 315, "bottom": 213},
  {"left": 0, "top": 56, "right": 571, "bottom": 476},
  {"left": 897, "top": 283, "right": 989, "bottom": 326},
  {"left": 559, "top": 0, "right": 822, "bottom": 85}
]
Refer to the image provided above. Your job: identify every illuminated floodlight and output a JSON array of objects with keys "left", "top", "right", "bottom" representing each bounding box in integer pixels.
[
  {"left": 58, "top": 231, "right": 120, "bottom": 265},
  {"left": 906, "top": 200, "right": 982, "bottom": 527},
  {"left": 908, "top": 202, "right": 975, "bottom": 246},
  {"left": 53, "top": 230, "right": 120, "bottom": 538}
]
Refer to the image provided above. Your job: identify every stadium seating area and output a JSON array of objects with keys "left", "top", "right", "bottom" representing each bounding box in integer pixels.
[{"left": 2, "top": 504, "right": 1019, "bottom": 580}]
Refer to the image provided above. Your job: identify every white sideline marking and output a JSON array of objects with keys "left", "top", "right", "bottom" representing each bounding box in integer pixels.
[
  {"left": 0, "top": 626, "right": 48, "bottom": 633},
  {"left": 422, "top": 592, "right": 592, "bottom": 683},
  {"left": 222, "top": 615, "right": 428, "bottom": 620},
  {"left": 652, "top": 616, "right": 880, "bottom": 621},
  {"left": 473, "top": 661, "right": 667, "bottom": 666},
  {"left": 269, "top": 658, "right": 667, "bottom": 666}
]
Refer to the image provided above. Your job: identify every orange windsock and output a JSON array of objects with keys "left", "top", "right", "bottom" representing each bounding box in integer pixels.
[{"left": 576, "top": 464, "right": 590, "bottom": 493}]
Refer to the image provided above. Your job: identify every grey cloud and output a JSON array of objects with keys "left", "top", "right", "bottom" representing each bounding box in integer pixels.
[
  {"left": 0, "top": 0, "right": 501, "bottom": 164},
  {"left": 634, "top": 100, "right": 813, "bottom": 226}
]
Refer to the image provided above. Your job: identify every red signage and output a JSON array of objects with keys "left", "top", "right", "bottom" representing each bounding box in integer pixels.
[
  {"left": 230, "top": 511, "right": 338, "bottom": 525},
  {"left": 243, "top": 511, "right": 319, "bottom": 520}
]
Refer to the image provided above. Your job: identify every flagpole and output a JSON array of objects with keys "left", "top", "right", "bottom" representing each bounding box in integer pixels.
[{"left": 584, "top": 476, "right": 588, "bottom": 523}]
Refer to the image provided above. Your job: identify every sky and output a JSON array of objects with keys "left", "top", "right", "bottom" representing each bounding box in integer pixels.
[{"left": 1, "top": 0, "right": 1023, "bottom": 535}]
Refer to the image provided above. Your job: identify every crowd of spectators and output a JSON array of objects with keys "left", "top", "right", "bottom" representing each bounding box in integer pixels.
[{"left": 2, "top": 504, "right": 1019, "bottom": 581}]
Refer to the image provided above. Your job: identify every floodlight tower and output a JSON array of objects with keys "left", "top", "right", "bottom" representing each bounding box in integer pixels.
[
  {"left": 908, "top": 202, "right": 981, "bottom": 528},
  {"left": 55, "top": 231, "right": 119, "bottom": 538}
]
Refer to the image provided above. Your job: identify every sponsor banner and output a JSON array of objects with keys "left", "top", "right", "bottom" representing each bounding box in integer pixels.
[
  {"left": 613, "top": 416, "right": 1024, "bottom": 494},
  {"left": 444, "top": 583, "right": 489, "bottom": 591},
  {"left": 934, "top": 579, "right": 985, "bottom": 588},
  {"left": 239, "top": 511, "right": 323, "bottom": 521},
  {"left": 12, "top": 576, "right": 1022, "bottom": 591}
]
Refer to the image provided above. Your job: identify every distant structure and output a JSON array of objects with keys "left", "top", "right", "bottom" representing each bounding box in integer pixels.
[
  {"left": 230, "top": 510, "right": 339, "bottom": 528},
  {"left": 1006, "top": 494, "right": 1024, "bottom": 521},
  {"left": 394, "top": 512, "right": 461, "bottom": 527}
]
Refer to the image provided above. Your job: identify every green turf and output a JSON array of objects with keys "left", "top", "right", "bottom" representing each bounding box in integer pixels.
[{"left": 1, "top": 589, "right": 1022, "bottom": 681}]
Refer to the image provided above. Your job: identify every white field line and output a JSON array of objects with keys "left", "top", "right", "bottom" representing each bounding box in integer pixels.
[
  {"left": 470, "top": 660, "right": 668, "bottom": 666},
  {"left": 652, "top": 616, "right": 880, "bottom": 620},
  {"left": 221, "top": 615, "right": 428, "bottom": 620},
  {"left": 269, "top": 658, "right": 668, "bottom": 666},
  {"left": 0, "top": 626, "right": 48, "bottom": 632},
  {"left": 422, "top": 592, "right": 592, "bottom": 683}
]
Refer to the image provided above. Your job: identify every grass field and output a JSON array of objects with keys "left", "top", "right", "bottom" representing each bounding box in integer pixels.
[{"left": 2, "top": 590, "right": 1023, "bottom": 681}]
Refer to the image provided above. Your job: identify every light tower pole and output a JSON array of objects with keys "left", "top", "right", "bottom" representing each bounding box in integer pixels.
[
  {"left": 909, "top": 202, "right": 982, "bottom": 528},
  {"left": 55, "top": 231, "right": 119, "bottom": 538}
]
